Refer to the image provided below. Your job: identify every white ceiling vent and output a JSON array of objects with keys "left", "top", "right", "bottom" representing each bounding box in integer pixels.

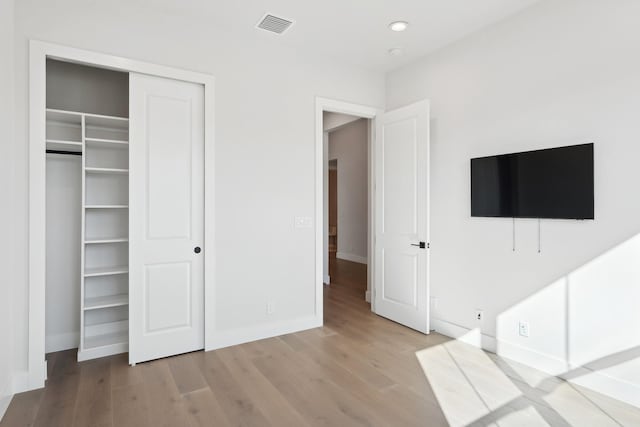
[{"left": 257, "top": 14, "right": 293, "bottom": 34}]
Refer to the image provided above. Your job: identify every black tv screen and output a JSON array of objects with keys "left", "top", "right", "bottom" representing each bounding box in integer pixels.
[{"left": 471, "top": 143, "right": 594, "bottom": 219}]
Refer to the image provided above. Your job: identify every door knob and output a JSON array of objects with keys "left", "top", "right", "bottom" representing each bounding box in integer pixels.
[
  {"left": 411, "top": 242, "right": 426, "bottom": 249},
  {"left": 194, "top": 246, "right": 202, "bottom": 254}
]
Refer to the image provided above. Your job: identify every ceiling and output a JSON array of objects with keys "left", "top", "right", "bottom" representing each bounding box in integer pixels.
[{"left": 129, "top": 0, "right": 540, "bottom": 72}]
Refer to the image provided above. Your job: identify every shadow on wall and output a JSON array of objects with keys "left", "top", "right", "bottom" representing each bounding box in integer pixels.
[{"left": 416, "top": 233, "right": 640, "bottom": 426}]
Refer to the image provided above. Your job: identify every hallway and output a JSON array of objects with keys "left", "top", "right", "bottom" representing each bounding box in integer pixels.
[{"left": 329, "top": 256, "right": 368, "bottom": 300}]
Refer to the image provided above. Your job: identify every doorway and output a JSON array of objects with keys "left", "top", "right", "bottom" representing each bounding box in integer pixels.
[
  {"left": 316, "top": 98, "right": 379, "bottom": 322},
  {"left": 315, "top": 97, "right": 432, "bottom": 334},
  {"left": 325, "top": 116, "right": 370, "bottom": 302}
]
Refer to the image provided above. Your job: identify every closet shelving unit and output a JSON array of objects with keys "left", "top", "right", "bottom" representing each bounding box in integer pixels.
[{"left": 46, "top": 107, "right": 130, "bottom": 361}]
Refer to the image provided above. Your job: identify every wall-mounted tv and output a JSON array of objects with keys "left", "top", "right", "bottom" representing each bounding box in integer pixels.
[{"left": 471, "top": 143, "right": 594, "bottom": 219}]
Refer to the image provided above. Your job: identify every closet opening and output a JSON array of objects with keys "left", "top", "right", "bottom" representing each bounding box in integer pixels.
[{"left": 45, "top": 59, "right": 130, "bottom": 362}]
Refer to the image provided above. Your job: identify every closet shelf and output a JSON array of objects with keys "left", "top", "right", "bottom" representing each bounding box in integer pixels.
[
  {"left": 47, "top": 108, "right": 128, "bottom": 123},
  {"left": 46, "top": 109, "right": 82, "bottom": 126},
  {"left": 46, "top": 139, "right": 83, "bottom": 153},
  {"left": 84, "top": 265, "right": 129, "bottom": 277},
  {"left": 84, "top": 330, "right": 128, "bottom": 350},
  {"left": 84, "top": 205, "right": 128, "bottom": 209},
  {"left": 85, "top": 137, "right": 128, "bottom": 146},
  {"left": 85, "top": 116, "right": 129, "bottom": 132},
  {"left": 84, "top": 294, "right": 129, "bottom": 311},
  {"left": 85, "top": 167, "right": 129, "bottom": 174},
  {"left": 85, "top": 237, "right": 129, "bottom": 244}
]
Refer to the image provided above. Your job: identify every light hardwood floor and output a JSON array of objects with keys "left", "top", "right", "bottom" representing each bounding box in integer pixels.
[{"left": 3, "top": 258, "right": 639, "bottom": 426}]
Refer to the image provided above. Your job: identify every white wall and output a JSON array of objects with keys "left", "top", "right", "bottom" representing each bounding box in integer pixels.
[
  {"left": 387, "top": 0, "right": 640, "bottom": 407},
  {"left": 0, "top": 0, "right": 15, "bottom": 418},
  {"left": 45, "top": 155, "right": 82, "bottom": 353},
  {"left": 11, "top": 0, "right": 384, "bottom": 383},
  {"left": 328, "top": 119, "right": 369, "bottom": 263}
]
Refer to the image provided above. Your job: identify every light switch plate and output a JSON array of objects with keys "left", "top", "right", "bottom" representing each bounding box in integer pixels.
[
  {"left": 519, "top": 321, "right": 530, "bottom": 337},
  {"left": 294, "top": 216, "right": 313, "bottom": 228}
]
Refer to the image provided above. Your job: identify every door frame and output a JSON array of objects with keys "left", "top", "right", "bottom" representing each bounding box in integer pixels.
[
  {"left": 315, "top": 97, "right": 382, "bottom": 320},
  {"left": 26, "top": 40, "right": 215, "bottom": 391}
]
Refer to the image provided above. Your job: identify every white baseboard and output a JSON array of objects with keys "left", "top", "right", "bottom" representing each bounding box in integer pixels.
[
  {"left": 365, "top": 290, "right": 371, "bottom": 303},
  {"left": 45, "top": 331, "right": 79, "bottom": 353},
  {"left": 432, "top": 318, "right": 496, "bottom": 352},
  {"left": 336, "top": 252, "right": 367, "bottom": 264},
  {"left": 0, "top": 394, "right": 12, "bottom": 422},
  {"left": 13, "top": 359, "right": 46, "bottom": 395},
  {"left": 206, "top": 315, "right": 322, "bottom": 351},
  {"left": 496, "top": 337, "right": 568, "bottom": 376},
  {"left": 324, "top": 274, "right": 330, "bottom": 284},
  {"left": 12, "top": 371, "right": 31, "bottom": 394},
  {"left": 432, "top": 317, "right": 640, "bottom": 409},
  {"left": 562, "top": 366, "right": 640, "bottom": 409}
]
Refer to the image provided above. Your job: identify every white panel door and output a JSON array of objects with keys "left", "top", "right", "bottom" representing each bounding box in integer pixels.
[
  {"left": 129, "top": 73, "right": 205, "bottom": 364},
  {"left": 374, "top": 100, "right": 430, "bottom": 333}
]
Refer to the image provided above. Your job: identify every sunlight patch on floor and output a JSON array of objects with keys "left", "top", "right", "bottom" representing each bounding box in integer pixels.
[
  {"left": 543, "top": 382, "right": 621, "bottom": 427},
  {"left": 416, "top": 330, "right": 528, "bottom": 427},
  {"left": 415, "top": 332, "right": 640, "bottom": 426}
]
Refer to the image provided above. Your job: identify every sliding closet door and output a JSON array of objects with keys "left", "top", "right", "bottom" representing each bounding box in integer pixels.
[{"left": 129, "top": 73, "right": 205, "bottom": 364}]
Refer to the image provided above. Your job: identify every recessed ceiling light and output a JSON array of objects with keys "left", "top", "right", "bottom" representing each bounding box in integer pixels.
[
  {"left": 388, "top": 47, "right": 404, "bottom": 56},
  {"left": 389, "top": 21, "right": 409, "bottom": 32}
]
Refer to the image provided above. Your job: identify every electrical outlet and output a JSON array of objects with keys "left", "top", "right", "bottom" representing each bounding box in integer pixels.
[
  {"left": 267, "top": 302, "right": 275, "bottom": 315},
  {"left": 475, "top": 309, "right": 483, "bottom": 322},
  {"left": 519, "top": 321, "right": 530, "bottom": 337}
]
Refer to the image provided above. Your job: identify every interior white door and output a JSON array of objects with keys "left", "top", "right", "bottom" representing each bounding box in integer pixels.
[
  {"left": 129, "top": 73, "right": 205, "bottom": 364},
  {"left": 374, "top": 100, "right": 430, "bottom": 333}
]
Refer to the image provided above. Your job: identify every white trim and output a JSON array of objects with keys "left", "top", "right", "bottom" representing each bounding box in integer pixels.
[
  {"left": 207, "top": 316, "right": 321, "bottom": 350},
  {"left": 45, "top": 331, "right": 79, "bottom": 353},
  {"left": 316, "top": 97, "right": 382, "bottom": 318},
  {"left": 336, "top": 252, "right": 367, "bottom": 264},
  {"left": 567, "top": 368, "right": 640, "bottom": 409},
  {"left": 11, "top": 372, "right": 30, "bottom": 394},
  {"left": 496, "top": 338, "right": 568, "bottom": 375},
  {"left": 0, "top": 395, "right": 12, "bottom": 422},
  {"left": 28, "top": 40, "right": 215, "bottom": 390},
  {"left": 365, "top": 290, "right": 371, "bottom": 303},
  {"left": 432, "top": 317, "right": 497, "bottom": 353},
  {"left": 323, "top": 131, "right": 330, "bottom": 287}
]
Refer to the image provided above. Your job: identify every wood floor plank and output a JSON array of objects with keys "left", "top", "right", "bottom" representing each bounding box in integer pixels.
[
  {"left": 32, "top": 371, "right": 80, "bottom": 427},
  {"left": 138, "top": 360, "right": 192, "bottom": 427},
  {"left": 47, "top": 349, "right": 81, "bottom": 379},
  {"left": 215, "top": 345, "right": 311, "bottom": 427},
  {"left": 182, "top": 389, "right": 231, "bottom": 427},
  {"left": 166, "top": 353, "right": 208, "bottom": 395},
  {"left": 110, "top": 354, "right": 143, "bottom": 389},
  {"left": 112, "top": 383, "right": 151, "bottom": 427},
  {"left": 72, "top": 359, "right": 112, "bottom": 427},
  {"left": 192, "top": 351, "right": 272, "bottom": 426},
  {"left": 290, "top": 331, "right": 397, "bottom": 391},
  {"left": 280, "top": 333, "right": 430, "bottom": 426},
  {"left": 251, "top": 337, "right": 382, "bottom": 426},
  {"left": 0, "top": 389, "right": 44, "bottom": 427}
]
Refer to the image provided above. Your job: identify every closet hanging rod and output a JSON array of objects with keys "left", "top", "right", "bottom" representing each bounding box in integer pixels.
[{"left": 46, "top": 149, "right": 82, "bottom": 156}]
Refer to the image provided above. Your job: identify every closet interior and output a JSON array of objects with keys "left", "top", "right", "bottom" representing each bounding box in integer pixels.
[{"left": 45, "top": 59, "right": 130, "bottom": 361}]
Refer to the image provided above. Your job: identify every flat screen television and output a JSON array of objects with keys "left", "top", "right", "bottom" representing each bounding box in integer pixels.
[{"left": 471, "top": 143, "right": 594, "bottom": 219}]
